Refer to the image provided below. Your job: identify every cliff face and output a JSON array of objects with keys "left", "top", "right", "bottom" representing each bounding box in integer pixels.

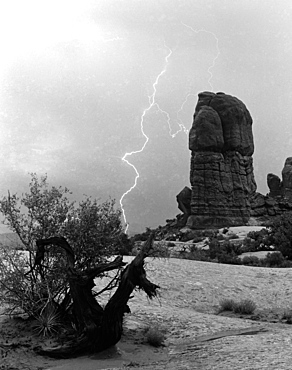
[{"left": 187, "top": 92, "right": 257, "bottom": 228}]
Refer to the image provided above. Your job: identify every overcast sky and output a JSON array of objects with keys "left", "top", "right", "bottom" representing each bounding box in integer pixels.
[{"left": 0, "top": 0, "right": 292, "bottom": 234}]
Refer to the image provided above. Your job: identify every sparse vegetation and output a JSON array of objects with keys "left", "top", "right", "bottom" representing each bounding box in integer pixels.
[
  {"left": 242, "top": 228, "right": 272, "bottom": 253},
  {"left": 218, "top": 298, "right": 235, "bottom": 312},
  {"left": 241, "top": 255, "right": 261, "bottom": 266},
  {"left": 144, "top": 327, "right": 165, "bottom": 347},
  {"left": 282, "top": 309, "right": 292, "bottom": 324},
  {"left": 232, "top": 299, "right": 257, "bottom": 314},
  {"left": 267, "top": 212, "right": 292, "bottom": 260},
  {"left": 219, "top": 298, "right": 257, "bottom": 315},
  {"left": 208, "top": 239, "right": 241, "bottom": 264},
  {"left": 33, "top": 303, "right": 62, "bottom": 337}
]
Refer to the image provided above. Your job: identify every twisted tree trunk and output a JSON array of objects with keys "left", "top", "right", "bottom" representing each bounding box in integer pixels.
[{"left": 34, "top": 233, "right": 159, "bottom": 358}]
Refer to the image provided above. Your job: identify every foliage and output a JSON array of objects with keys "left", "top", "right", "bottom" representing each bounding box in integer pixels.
[
  {"left": 264, "top": 252, "right": 285, "bottom": 267},
  {"left": 33, "top": 302, "right": 62, "bottom": 337},
  {"left": 282, "top": 309, "right": 292, "bottom": 324},
  {"left": 0, "top": 173, "right": 125, "bottom": 318},
  {"left": 241, "top": 255, "right": 261, "bottom": 266},
  {"left": 144, "top": 327, "right": 165, "bottom": 347},
  {"left": 219, "top": 298, "right": 256, "bottom": 315},
  {"left": 242, "top": 228, "right": 273, "bottom": 253},
  {"left": 218, "top": 298, "right": 235, "bottom": 312},
  {"left": 232, "top": 299, "right": 257, "bottom": 314},
  {"left": 114, "top": 233, "right": 134, "bottom": 256},
  {"left": 267, "top": 212, "right": 292, "bottom": 260},
  {"left": 209, "top": 239, "right": 241, "bottom": 264}
]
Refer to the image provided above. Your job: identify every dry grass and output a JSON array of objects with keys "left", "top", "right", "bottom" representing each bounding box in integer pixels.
[
  {"left": 219, "top": 298, "right": 257, "bottom": 315},
  {"left": 145, "top": 327, "right": 165, "bottom": 347}
]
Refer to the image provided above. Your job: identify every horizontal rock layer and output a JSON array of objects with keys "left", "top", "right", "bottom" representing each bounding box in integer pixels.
[{"left": 188, "top": 92, "right": 256, "bottom": 229}]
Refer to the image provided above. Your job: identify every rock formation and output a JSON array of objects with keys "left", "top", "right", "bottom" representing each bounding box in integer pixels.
[
  {"left": 176, "top": 186, "right": 192, "bottom": 226},
  {"left": 281, "top": 157, "right": 292, "bottom": 198},
  {"left": 251, "top": 157, "right": 292, "bottom": 218},
  {"left": 267, "top": 173, "right": 282, "bottom": 198},
  {"left": 187, "top": 91, "right": 257, "bottom": 229}
]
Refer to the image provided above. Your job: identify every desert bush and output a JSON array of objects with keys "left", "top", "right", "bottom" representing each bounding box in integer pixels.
[
  {"left": 218, "top": 298, "right": 235, "bottom": 312},
  {"left": 241, "top": 236, "right": 257, "bottom": 253},
  {"left": 232, "top": 299, "right": 257, "bottom": 314},
  {"left": 145, "top": 327, "right": 165, "bottom": 347},
  {"left": 0, "top": 173, "right": 125, "bottom": 318},
  {"left": 267, "top": 213, "right": 292, "bottom": 260},
  {"left": 241, "top": 255, "right": 261, "bottom": 266},
  {"left": 115, "top": 233, "right": 134, "bottom": 255},
  {"left": 282, "top": 309, "right": 292, "bottom": 324},
  {"left": 264, "top": 251, "right": 285, "bottom": 267},
  {"left": 244, "top": 228, "right": 272, "bottom": 252},
  {"left": 218, "top": 298, "right": 256, "bottom": 314},
  {"left": 209, "top": 239, "right": 241, "bottom": 264}
]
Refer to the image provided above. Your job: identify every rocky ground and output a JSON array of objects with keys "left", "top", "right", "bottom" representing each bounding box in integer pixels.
[{"left": 2, "top": 244, "right": 292, "bottom": 369}]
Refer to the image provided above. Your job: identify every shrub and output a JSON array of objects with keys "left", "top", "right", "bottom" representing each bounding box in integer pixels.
[
  {"left": 264, "top": 252, "right": 285, "bottom": 267},
  {"left": 218, "top": 298, "right": 235, "bottom": 312},
  {"left": 241, "top": 255, "right": 261, "bottom": 266},
  {"left": 209, "top": 239, "right": 241, "bottom": 264},
  {"left": 0, "top": 174, "right": 125, "bottom": 318},
  {"left": 244, "top": 228, "right": 272, "bottom": 252},
  {"left": 145, "top": 327, "right": 165, "bottom": 347},
  {"left": 282, "top": 309, "right": 292, "bottom": 324},
  {"left": 232, "top": 299, "right": 257, "bottom": 314},
  {"left": 268, "top": 213, "right": 292, "bottom": 260}
]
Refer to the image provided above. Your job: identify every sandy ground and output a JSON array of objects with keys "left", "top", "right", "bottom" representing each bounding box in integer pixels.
[{"left": 2, "top": 226, "right": 292, "bottom": 369}]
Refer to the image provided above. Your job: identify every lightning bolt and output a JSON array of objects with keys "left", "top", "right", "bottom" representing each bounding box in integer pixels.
[
  {"left": 120, "top": 25, "right": 220, "bottom": 233},
  {"left": 181, "top": 22, "right": 220, "bottom": 92},
  {"left": 169, "top": 23, "right": 221, "bottom": 138},
  {"left": 120, "top": 44, "right": 172, "bottom": 233}
]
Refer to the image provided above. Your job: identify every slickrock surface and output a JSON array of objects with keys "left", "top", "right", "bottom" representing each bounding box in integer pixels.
[{"left": 2, "top": 257, "right": 292, "bottom": 369}]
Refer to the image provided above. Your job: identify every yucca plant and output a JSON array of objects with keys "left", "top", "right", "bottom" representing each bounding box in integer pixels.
[{"left": 33, "top": 302, "right": 61, "bottom": 337}]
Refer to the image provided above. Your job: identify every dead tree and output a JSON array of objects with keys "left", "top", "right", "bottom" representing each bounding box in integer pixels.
[{"left": 34, "top": 233, "right": 159, "bottom": 358}]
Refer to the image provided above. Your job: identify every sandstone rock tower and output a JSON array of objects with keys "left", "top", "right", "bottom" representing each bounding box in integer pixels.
[{"left": 187, "top": 92, "right": 257, "bottom": 228}]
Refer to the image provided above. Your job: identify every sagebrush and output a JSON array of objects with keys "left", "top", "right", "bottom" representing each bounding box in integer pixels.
[{"left": 0, "top": 173, "right": 129, "bottom": 320}]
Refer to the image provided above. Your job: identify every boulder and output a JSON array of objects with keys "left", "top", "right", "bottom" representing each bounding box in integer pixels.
[
  {"left": 176, "top": 186, "right": 192, "bottom": 226},
  {"left": 187, "top": 92, "right": 257, "bottom": 229},
  {"left": 267, "top": 173, "right": 282, "bottom": 197}
]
